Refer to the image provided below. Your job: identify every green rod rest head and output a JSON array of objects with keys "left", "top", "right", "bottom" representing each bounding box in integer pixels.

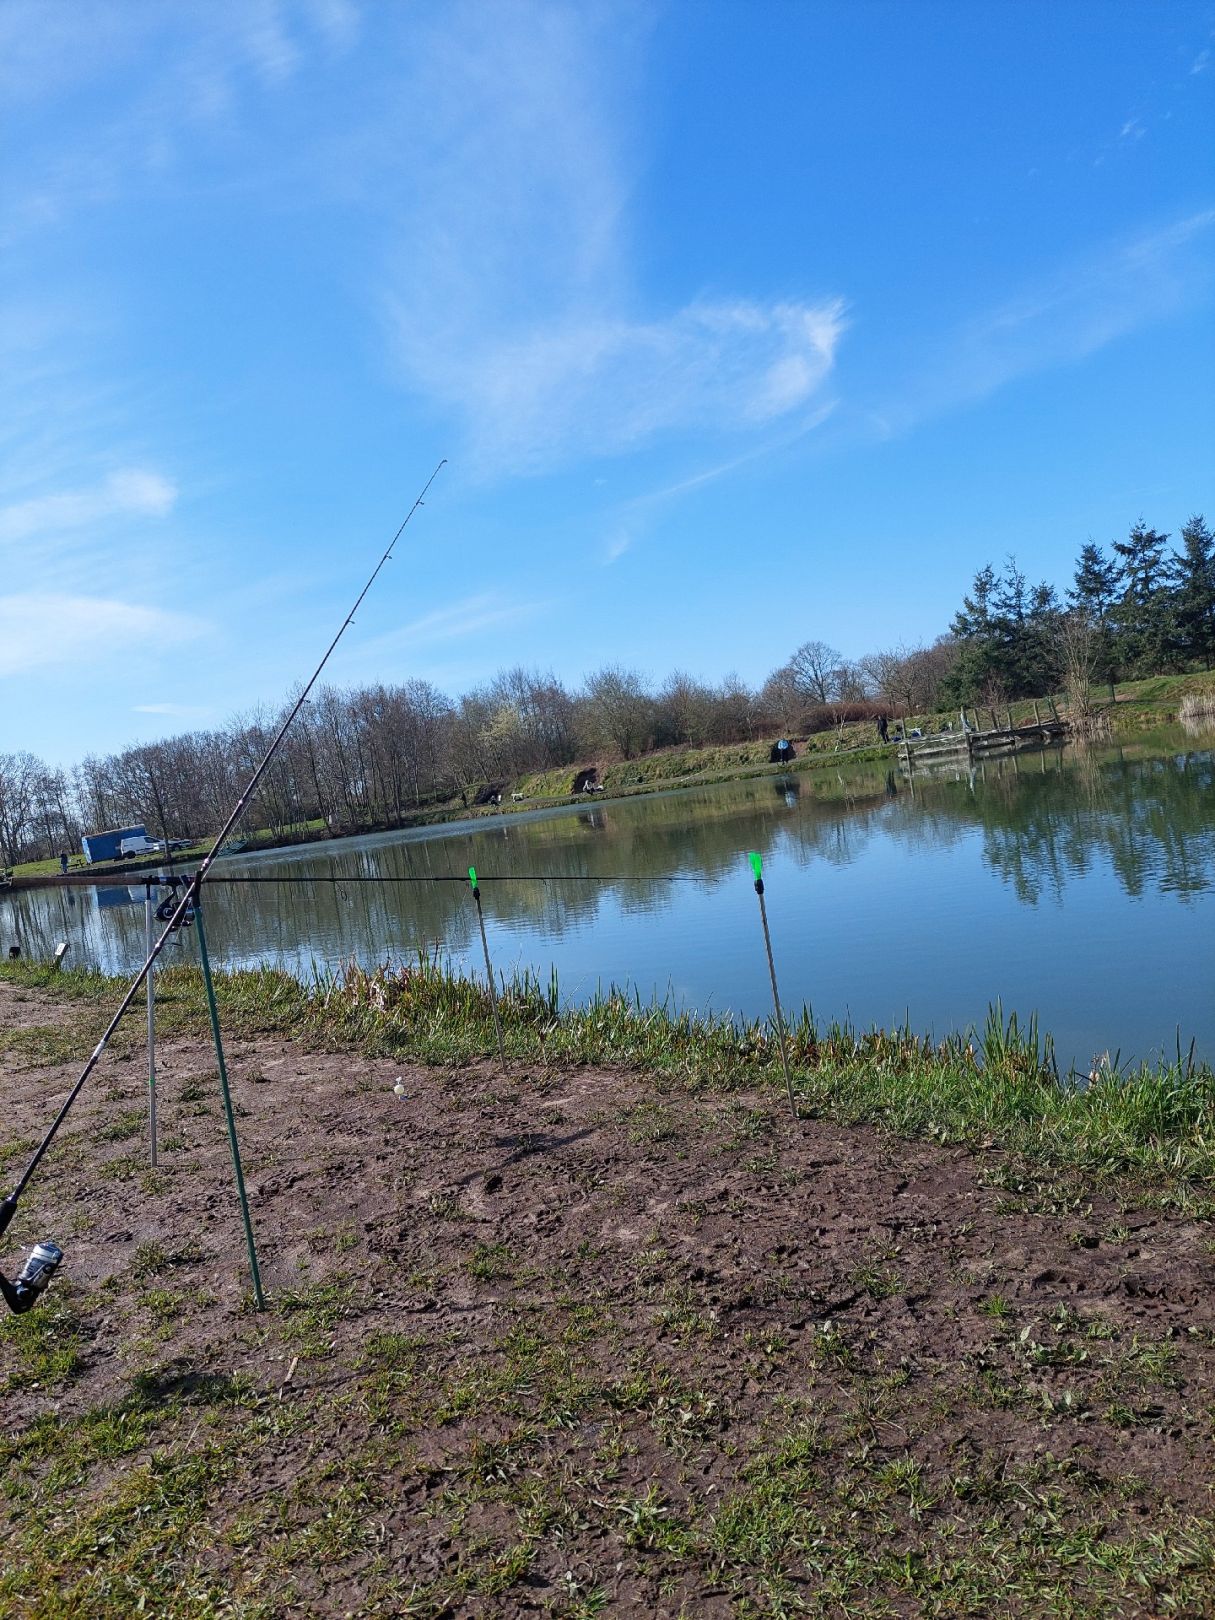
[{"left": 468, "top": 866, "right": 479, "bottom": 894}]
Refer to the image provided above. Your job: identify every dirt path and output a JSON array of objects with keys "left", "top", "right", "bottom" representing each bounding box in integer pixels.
[{"left": 1, "top": 979, "right": 1212, "bottom": 1617}]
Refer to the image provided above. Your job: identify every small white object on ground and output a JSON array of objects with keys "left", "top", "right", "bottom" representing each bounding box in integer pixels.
[{"left": 392, "top": 1078, "right": 407, "bottom": 1097}]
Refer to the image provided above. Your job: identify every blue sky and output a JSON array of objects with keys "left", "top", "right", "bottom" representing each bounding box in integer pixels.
[{"left": 2, "top": 0, "right": 1213, "bottom": 766}]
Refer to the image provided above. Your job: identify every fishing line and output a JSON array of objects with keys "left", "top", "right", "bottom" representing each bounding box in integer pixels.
[{"left": 54, "top": 870, "right": 708, "bottom": 887}]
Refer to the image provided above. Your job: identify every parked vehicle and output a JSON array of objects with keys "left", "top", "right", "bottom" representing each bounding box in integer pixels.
[
  {"left": 118, "top": 835, "right": 160, "bottom": 858},
  {"left": 81, "top": 826, "right": 149, "bottom": 864}
]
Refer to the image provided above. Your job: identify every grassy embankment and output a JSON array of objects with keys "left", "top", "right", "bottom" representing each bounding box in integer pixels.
[
  {"left": 3, "top": 957, "right": 1214, "bottom": 1617},
  {"left": 8, "top": 671, "right": 1213, "bottom": 887},
  {"left": 2, "top": 953, "right": 1211, "bottom": 1201},
  {"left": 7, "top": 820, "right": 328, "bottom": 884}
]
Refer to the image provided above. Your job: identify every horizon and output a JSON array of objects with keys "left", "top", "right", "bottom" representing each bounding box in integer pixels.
[
  {"left": 15, "top": 501, "right": 1213, "bottom": 774},
  {"left": 3, "top": 0, "right": 1213, "bottom": 767}
]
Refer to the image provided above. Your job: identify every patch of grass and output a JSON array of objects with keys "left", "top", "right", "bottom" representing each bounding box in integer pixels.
[
  {"left": 0, "top": 1286, "right": 85, "bottom": 1393},
  {"left": 624, "top": 1101, "right": 678, "bottom": 1144},
  {"left": 616, "top": 1485, "right": 693, "bottom": 1554},
  {"left": 276, "top": 1276, "right": 354, "bottom": 1359},
  {"left": 851, "top": 1261, "right": 903, "bottom": 1300},
  {"left": 137, "top": 1287, "right": 187, "bottom": 1325},
  {"left": 0, "top": 1025, "right": 90, "bottom": 1067},
  {"left": 128, "top": 1238, "right": 204, "bottom": 1280},
  {"left": 99, "top": 1108, "right": 146, "bottom": 1143},
  {"left": 980, "top": 1294, "right": 1013, "bottom": 1318},
  {"left": 467, "top": 1241, "right": 514, "bottom": 1281},
  {"left": 98, "top": 1152, "right": 144, "bottom": 1182}
]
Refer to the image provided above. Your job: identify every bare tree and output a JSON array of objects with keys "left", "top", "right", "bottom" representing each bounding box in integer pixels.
[
  {"left": 834, "top": 660, "right": 868, "bottom": 703},
  {"left": 709, "top": 672, "right": 760, "bottom": 742},
  {"left": 1055, "top": 610, "right": 1105, "bottom": 733},
  {"left": 858, "top": 640, "right": 958, "bottom": 716},
  {"left": 0, "top": 752, "right": 44, "bottom": 863},
  {"left": 581, "top": 667, "right": 654, "bottom": 759},
  {"left": 788, "top": 639, "right": 844, "bottom": 703},
  {"left": 757, "top": 663, "right": 806, "bottom": 734},
  {"left": 655, "top": 671, "right": 717, "bottom": 747}
]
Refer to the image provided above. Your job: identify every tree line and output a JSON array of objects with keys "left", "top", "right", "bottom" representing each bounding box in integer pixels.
[{"left": 1, "top": 513, "right": 1210, "bottom": 865}]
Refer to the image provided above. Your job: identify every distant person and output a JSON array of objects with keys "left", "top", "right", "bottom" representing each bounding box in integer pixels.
[
  {"left": 59, "top": 852, "right": 69, "bottom": 875},
  {"left": 876, "top": 715, "right": 889, "bottom": 744}
]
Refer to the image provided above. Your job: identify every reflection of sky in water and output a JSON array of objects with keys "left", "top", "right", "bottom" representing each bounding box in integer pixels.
[{"left": 3, "top": 741, "right": 1212, "bottom": 1074}]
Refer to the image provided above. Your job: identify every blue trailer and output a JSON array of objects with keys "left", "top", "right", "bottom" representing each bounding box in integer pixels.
[{"left": 81, "top": 825, "right": 147, "bottom": 864}]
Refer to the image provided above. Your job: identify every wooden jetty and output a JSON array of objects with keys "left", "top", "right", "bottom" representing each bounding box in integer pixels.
[{"left": 898, "top": 705, "right": 1066, "bottom": 774}]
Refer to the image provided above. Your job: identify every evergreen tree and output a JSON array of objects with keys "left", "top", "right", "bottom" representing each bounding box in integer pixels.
[
  {"left": 1024, "top": 579, "right": 1063, "bottom": 696},
  {"left": 1069, "top": 542, "right": 1120, "bottom": 617},
  {"left": 1170, "top": 514, "right": 1215, "bottom": 670},
  {"left": 994, "top": 565, "right": 1061, "bottom": 696},
  {"left": 1111, "top": 522, "right": 1174, "bottom": 675},
  {"left": 947, "top": 563, "right": 1001, "bottom": 700},
  {"left": 1068, "top": 541, "right": 1121, "bottom": 691},
  {"left": 946, "top": 559, "right": 1061, "bottom": 701}
]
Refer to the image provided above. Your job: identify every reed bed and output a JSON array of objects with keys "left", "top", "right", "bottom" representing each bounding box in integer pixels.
[
  {"left": 1180, "top": 686, "right": 1215, "bottom": 738},
  {"left": 1179, "top": 686, "right": 1215, "bottom": 726}
]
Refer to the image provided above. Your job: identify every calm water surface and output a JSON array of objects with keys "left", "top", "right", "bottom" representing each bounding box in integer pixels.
[{"left": 5, "top": 734, "right": 1213, "bottom": 1074}]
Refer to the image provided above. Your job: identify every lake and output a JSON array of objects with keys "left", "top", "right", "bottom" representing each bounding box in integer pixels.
[{"left": 4, "top": 732, "right": 1213, "bottom": 1075}]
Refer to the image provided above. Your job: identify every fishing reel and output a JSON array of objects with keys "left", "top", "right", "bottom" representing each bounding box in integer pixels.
[
  {"left": 156, "top": 875, "right": 197, "bottom": 929},
  {"left": 1, "top": 1241, "right": 63, "bottom": 1315}
]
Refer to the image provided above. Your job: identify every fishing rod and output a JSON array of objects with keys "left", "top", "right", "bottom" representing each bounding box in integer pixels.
[{"left": 0, "top": 459, "right": 446, "bottom": 1313}]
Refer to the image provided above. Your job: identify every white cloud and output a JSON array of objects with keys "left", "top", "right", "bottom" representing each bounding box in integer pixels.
[
  {"left": 331, "top": 589, "right": 552, "bottom": 698},
  {"left": 394, "top": 298, "right": 847, "bottom": 477},
  {"left": 0, "top": 468, "right": 177, "bottom": 546},
  {"left": 1192, "top": 48, "right": 1210, "bottom": 75},
  {"left": 598, "top": 403, "right": 837, "bottom": 565},
  {"left": 0, "top": 595, "right": 206, "bottom": 676},
  {"left": 132, "top": 702, "right": 215, "bottom": 718},
  {"left": 376, "top": 3, "right": 846, "bottom": 475},
  {"left": 604, "top": 529, "right": 634, "bottom": 564},
  {"left": 397, "top": 593, "right": 545, "bottom": 648},
  {"left": 0, "top": 1, "right": 359, "bottom": 241},
  {"left": 4, "top": 3, "right": 845, "bottom": 482},
  {"left": 883, "top": 210, "right": 1215, "bottom": 435}
]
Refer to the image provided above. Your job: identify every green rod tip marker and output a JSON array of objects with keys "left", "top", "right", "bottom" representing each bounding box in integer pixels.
[
  {"left": 468, "top": 866, "right": 478, "bottom": 891},
  {"left": 748, "top": 851, "right": 763, "bottom": 881}
]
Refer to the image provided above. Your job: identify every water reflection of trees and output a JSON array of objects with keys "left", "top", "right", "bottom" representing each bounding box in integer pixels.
[
  {"left": 4, "top": 746, "right": 1210, "bottom": 970},
  {"left": 896, "top": 747, "right": 1215, "bottom": 906},
  {"left": 1, "top": 774, "right": 892, "bottom": 972}
]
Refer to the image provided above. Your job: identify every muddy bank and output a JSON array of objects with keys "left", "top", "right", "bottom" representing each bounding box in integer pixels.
[{"left": 1, "top": 978, "right": 1213, "bottom": 1617}]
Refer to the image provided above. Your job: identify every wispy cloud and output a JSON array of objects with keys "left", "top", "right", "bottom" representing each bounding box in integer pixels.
[
  {"left": 0, "top": 468, "right": 177, "bottom": 546},
  {"left": 132, "top": 701, "right": 215, "bottom": 719},
  {"left": 599, "top": 402, "right": 837, "bottom": 564},
  {"left": 880, "top": 210, "right": 1215, "bottom": 435},
  {"left": 5, "top": 4, "right": 846, "bottom": 487},
  {"left": 0, "top": 1, "right": 359, "bottom": 242},
  {"left": 393, "top": 299, "right": 847, "bottom": 478},
  {"left": 0, "top": 595, "right": 207, "bottom": 676},
  {"left": 358, "top": 592, "right": 548, "bottom": 660},
  {"left": 375, "top": 3, "right": 846, "bottom": 476}
]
